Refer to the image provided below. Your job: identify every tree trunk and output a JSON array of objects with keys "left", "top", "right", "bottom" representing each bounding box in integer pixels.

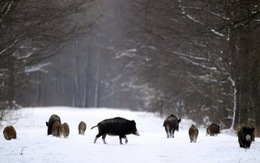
[
  {"left": 228, "top": 76, "right": 237, "bottom": 130},
  {"left": 250, "top": 58, "right": 260, "bottom": 136},
  {"left": 7, "top": 57, "right": 16, "bottom": 108}
]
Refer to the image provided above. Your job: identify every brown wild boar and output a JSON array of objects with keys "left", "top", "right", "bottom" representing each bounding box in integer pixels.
[
  {"left": 189, "top": 124, "right": 199, "bottom": 143},
  {"left": 206, "top": 123, "right": 220, "bottom": 136},
  {"left": 78, "top": 121, "right": 87, "bottom": 135},
  {"left": 3, "top": 126, "right": 17, "bottom": 140},
  {"left": 52, "top": 121, "right": 61, "bottom": 137},
  {"left": 60, "top": 122, "right": 70, "bottom": 138},
  {"left": 46, "top": 114, "right": 61, "bottom": 135}
]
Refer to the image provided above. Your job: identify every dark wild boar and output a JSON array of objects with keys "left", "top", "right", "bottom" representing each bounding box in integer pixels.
[
  {"left": 78, "top": 121, "right": 87, "bottom": 135},
  {"left": 3, "top": 126, "right": 17, "bottom": 140},
  {"left": 60, "top": 122, "right": 70, "bottom": 138},
  {"left": 91, "top": 117, "right": 140, "bottom": 144},
  {"left": 237, "top": 126, "right": 255, "bottom": 149},
  {"left": 189, "top": 124, "right": 199, "bottom": 143},
  {"left": 206, "top": 123, "right": 220, "bottom": 136},
  {"left": 163, "top": 114, "right": 181, "bottom": 138},
  {"left": 46, "top": 114, "right": 61, "bottom": 135}
]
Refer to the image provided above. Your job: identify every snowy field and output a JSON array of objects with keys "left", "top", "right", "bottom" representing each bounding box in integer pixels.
[{"left": 0, "top": 107, "right": 259, "bottom": 163}]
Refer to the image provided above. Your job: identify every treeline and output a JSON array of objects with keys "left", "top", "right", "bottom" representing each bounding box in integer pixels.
[
  {"left": 1, "top": 0, "right": 259, "bottom": 136},
  {"left": 126, "top": 0, "right": 260, "bottom": 133},
  {"left": 0, "top": 0, "right": 96, "bottom": 117}
]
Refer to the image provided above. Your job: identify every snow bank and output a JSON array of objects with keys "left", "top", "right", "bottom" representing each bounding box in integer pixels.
[{"left": 0, "top": 107, "right": 259, "bottom": 163}]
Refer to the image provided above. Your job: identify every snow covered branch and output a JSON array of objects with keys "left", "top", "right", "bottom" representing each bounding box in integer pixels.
[{"left": 24, "top": 62, "right": 51, "bottom": 73}]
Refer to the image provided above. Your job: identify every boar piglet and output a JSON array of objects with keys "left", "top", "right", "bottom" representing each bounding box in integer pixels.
[
  {"left": 189, "top": 124, "right": 199, "bottom": 143},
  {"left": 60, "top": 122, "right": 70, "bottom": 138},
  {"left": 91, "top": 117, "right": 140, "bottom": 145},
  {"left": 3, "top": 126, "right": 17, "bottom": 140},
  {"left": 206, "top": 123, "right": 220, "bottom": 136},
  {"left": 78, "top": 121, "right": 87, "bottom": 135},
  {"left": 52, "top": 121, "right": 61, "bottom": 137}
]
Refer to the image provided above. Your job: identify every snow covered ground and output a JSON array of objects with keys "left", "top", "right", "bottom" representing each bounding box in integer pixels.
[{"left": 0, "top": 107, "right": 259, "bottom": 163}]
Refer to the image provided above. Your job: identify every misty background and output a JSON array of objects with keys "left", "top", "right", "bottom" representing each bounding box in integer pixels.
[{"left": 0, "top": 0, "right": 259, "bottom": 135}]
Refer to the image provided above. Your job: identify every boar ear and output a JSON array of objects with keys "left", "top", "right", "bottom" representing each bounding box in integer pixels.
[
  {"left": 46, "top": 122, "right": 49, "bottom": 126},
  {"left": 242, "top": 127, "right": 247, "bottom": 132},
  {"left": 178, "top": 119, "right": 181, "bottom": 123},
  {"left": 242, "top": 127, "right": 254, "bottom": 133}
]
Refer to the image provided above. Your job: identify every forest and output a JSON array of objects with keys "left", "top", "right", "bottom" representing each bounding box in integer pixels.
[{"left": 0, "top": 0, "right": 259, "bottom": 135}]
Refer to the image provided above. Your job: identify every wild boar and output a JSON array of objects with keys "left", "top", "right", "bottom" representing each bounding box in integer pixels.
[
  {"left": 163, "top": 114, "right": 181, "bottom": 138},
  {"left": 237, "top": 124, "right": 255, "bottom": 141},
  {"left": 46, "top": 114, "right": 61, "bottom": 135},
  {"left": 206, "top": 123, "right": 220, "bottom": 136},
  {"left": 188, "top": 124, "right": 199, "bottom": 143},
  {"left": 60, "top": 122, "right": 70, "bottom": 138},
  {"left": 52, "top": 121, "right": 61, "bottom": 137},
  {"left": 78, "top": 121, "right": 87, "bottom": 135},
  {"left": 3, "top": 126, "right": 17, "bottom": 140},
  {"left": 91, "top": 117, "right": 140, "bottom": 144},
  {"left": 237, "top": 126, "right": 255, "bottom": 149}
]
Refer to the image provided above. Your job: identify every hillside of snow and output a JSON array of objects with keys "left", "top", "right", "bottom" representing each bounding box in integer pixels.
[{"left": 0, "top": 107, "right": 259, "bottom": 163}]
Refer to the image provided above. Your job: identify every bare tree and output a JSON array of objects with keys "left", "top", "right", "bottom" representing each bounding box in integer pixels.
[
  {"left": 0, "top": 0, "right": 95, "bottom": 120},
  {"left": 127, "top": 0, "right": 260, "bottom": 132}
]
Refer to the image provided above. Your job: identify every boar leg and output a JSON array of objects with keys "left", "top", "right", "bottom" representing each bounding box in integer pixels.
[
  {"left": 171, "top": 130, "right": 175, "bottom": 138},
  {"left": 119, "top": 135, "right": 128, "bottom": 144},
  {"left": 165, "top": 126, "right": 170, "bottom": 138},
  {"left": 94, "top": 133, "right": 103, "bottom": 143},
  {"left": 80, "top": 129, "right": 85, "bottom": 135},
  {"left": 102, "top": 134, "right": 107, "bottom": 144},
  {"left": 124, "top": 136, "right": 128, "bottom": 144},
  {"left": 119, "top": 136, "right": 123, "bottom": 145}
]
